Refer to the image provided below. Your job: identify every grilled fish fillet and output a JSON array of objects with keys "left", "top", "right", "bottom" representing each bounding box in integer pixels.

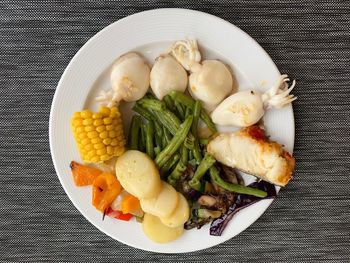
[{"left": 207, "top": 126, "right": 295, "bottom": 186}]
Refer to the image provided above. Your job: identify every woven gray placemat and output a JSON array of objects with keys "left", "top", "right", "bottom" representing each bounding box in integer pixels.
[{"left": 1, "top": 0, "right": 349, "bottom": 262}]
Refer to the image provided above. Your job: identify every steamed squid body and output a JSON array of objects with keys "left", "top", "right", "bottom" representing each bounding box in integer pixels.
[
  {"left": 212, "top": 75, "right": 297, "bottom": 127},
  {"left": 169, "top": 39, "right": 234, "bottom": 111},
  {"left": 189, "top": 60, "right": 233, "bottom": 111},
  {"left": 150, "top": 55, "right": 188, "bottom": 100},
  {"left": 207, "top": 126, "right": 295, "bottom": 186},
  {"left": 96, "top": 52, "right": 150, "bottom": 106}
]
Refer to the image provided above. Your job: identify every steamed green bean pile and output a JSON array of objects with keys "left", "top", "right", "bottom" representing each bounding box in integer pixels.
[{"left": 129, "top": 91, "right": 267, "bottom": 198}]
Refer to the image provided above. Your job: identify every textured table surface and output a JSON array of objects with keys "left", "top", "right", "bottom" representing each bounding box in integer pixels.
[{"left": 1, "top": 0, "right": 350, "bottom": 262}]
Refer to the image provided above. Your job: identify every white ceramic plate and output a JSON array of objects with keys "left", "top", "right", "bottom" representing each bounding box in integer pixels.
[{"left": 50, "top": 8, "right": 294, "bottom": 253}]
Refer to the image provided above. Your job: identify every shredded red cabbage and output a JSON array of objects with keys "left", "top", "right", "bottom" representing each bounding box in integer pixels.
[{"left": 210, "top": 181, "right": 277, "bottom": 236}]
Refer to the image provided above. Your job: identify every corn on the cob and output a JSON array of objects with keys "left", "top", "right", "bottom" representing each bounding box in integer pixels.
[{"left": 71, "top": 106, "right": 126, "bottom": 163}]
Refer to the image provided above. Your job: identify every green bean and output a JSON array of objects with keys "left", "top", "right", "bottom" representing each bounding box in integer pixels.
[
  {"left": 163, "top": 95, "right": 175, "bottom": 112},
  {"left": 154, "top": 146, "right": 161, "bottom": 156},
  {"left": 191, "top": 100, "right": 203, "bottom": 162},
  {"left": 160, "top": 154, "right": 180, "bottom": 177},
  {"left": 132, "top": 104, "right": 154, "bottom": 121},
  {"left": 145, "top": 121, "right": 155, "bottom": 159},
  {"left": 163, "top": 127, "right": 172, "bottom": 144},
  {"left": 180, "top": 145, "right": 188, "bottom": 165},
  {"left": 139, "top": 124, "right": 146, "bottom": 152},
  {"left": 185, "top": 107, "right": 192, "bottom": 118},
  {"left": 209, "top": 166, "right": 267, "bottom": 198},
  {"left": 155, "top": 116, "right": 193, "bottom": 168},
  {"left": 137, "top": 98, "right": 166, "bottom": 111},
  {"left": 174, "top": 100, "right": 185, "bottom": 120},
  {"left": 189, "top": 153, "right": 216, "bottom": 191},
  {"left": 146, "top": 104, "right": 195, "bottom": 149},
  {"left": 128, "top": 115, "right": 142, "bottom": 150},
  {"left": 168, "top": 161, "right": 187, "bottom": 186},
  {"left": 169, "top": 91, "right": 217, "bottom": 133},
  {"left": 199, "top": 138, "right": 209, "bottom": 146}
]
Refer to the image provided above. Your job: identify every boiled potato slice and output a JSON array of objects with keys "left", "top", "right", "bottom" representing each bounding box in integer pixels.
[
  {"left": 140, "top": 182, "right": 179, "bottom": 218},
  {"left": 142, "top": 213, "right": 183, "bottom": 243},
  {"left": 115, "top": 150, "right": 161, "bottom": 199},
  {"left": 160, "top": 193, "right": 190, "bottom": 228}
]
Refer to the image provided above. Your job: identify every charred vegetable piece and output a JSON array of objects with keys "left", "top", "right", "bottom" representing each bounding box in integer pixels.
[
  {"left": 92, "top": 172, "right": 122, "bottom": 211},
  {"left": 210, "top": 180, "right": 276, "bottom": 236},
  {"left": 70, "top": 161, "right": 103, "bottom": 186}
]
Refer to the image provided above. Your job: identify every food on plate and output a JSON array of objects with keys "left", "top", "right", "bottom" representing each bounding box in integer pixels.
[
  {"left": 188, "top": 60, "right": 234, "bottom": 111},
  {"left": 110, "top": 189, "right": 143, "bottom": 217},
  {"left": 160, "top": 193, "right": 190, "bottom": 228},
  {"left": 212, "top": 74, "right": 297, "bottom": 127},
  {"left": 140, "top": 181, "right": 179, "bottom": 218},
  {"left": 92, "top": 172, "right": 122, "bottom": 211},
  {"left": 169, "top": 39, "right": 201, "bottom": 71},
  {"left": 70, "top": 161, "right": 103, "bottom": 186},
  {"left": 168, "top": 39, "right": 234, "bottom": 111},
  {"left": 115, "top": 150, "right": 162, "bottom": 199},
  {"left": 71, "top": 106, "right": 126, "bottom": 163},
  {"left": 150, "top": 55, "right": 188, "bottom": 99},
  {"left": 68, "top": 39, "right": 298, "bottom": 243},
  {"left": 96, "top": 52, "right": 150, "bottom": 106},
  {"left": 207, "top": 126, "right": 295, "bottom": 186},
  {"left": 142, "top": 213, "right": 183, "bottom": 243}
]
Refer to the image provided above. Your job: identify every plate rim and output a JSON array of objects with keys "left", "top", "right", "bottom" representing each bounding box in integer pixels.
[{"left": 49, "top": 8, "right": 295, "bottom": 253}]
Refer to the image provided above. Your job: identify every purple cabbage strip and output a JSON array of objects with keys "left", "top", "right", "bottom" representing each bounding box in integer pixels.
[{"left": 210, "top": 181, "right": 277, "bottom": 236}]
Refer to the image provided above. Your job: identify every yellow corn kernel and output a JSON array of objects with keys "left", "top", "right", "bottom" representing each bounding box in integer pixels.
[
  {"left": 83, "top": 118, "right": 93, "bottom": 126},
  {"left": 72, "top": 118, "right": 83, "bottom": 126},
  {"left": 94, "top": 143, "right": 105, "bottom": 150},
  {"left": 81, "top": 109, "right": 92, "bottom": 119},
  {"left": 75, "top": 126, "right": 85, "bottom": 133},
  {"left": 78, "top": 133, "right": 87, "bottom": 140},
  {"left": 109, "top": 130, "right": 117, "bottom": 138},
  {"left": 100, "top": 154, "right": 110, "bottom": 161},
  {"left": 87, "top": 150, "right": 96, "bottom": 158},
  {"left": 96, "top": 148, "right": 107, "bottom": 156},
  {"left": 106, "top": 146, "right": 114, "bottom": 155},
  {"left": 87, "top": 131, "right": 99, "bottom": 139},
  {"left": 103, "top": 117, "right": 113, "bottom": 125},
  {"left": 103, "top": 138, "right": 112, "bottom": 145},
  {"left": 92, "top": 112, "right": 103, "bottom": 119},
  {"left": 84, "top": 144, "right": 94, "bottom": 151},
  {"left": 114, "top": 147, "right": 125, "bottom": 156},
  {"left": 96, "top": 125, "right": 106, "bottom": 133},
  {"left": 91, "top": 156, "right": 100, "bottom": 162},
  {"left": 72, "top": 112, "right": 81, "bottom": 119},
  {"left": 93, "top": 119, "right": 104, "bottom": 126},
  {"left": 84, "top": 125, "right": 95, "bottom": 132},
  {"left": 111, "top": 119, "right": 121, "bottom": 126},
  {"left": 91, "top": 137, "right": 102, "bottom": 144},
  {"left": 81, "top": 138, "right": 90, "bottom": 146},
  {"left": 99, "top": 106, "right": 111, "bottom": 116},
  {"left": 106, "top": 125, "right": 114, "bottom": 131},
  {"left": 110, "top": 138, "right": 118, "bottom": 146},
  {"left": 99, "top": 131, "right": 108, "bottom": 139}
]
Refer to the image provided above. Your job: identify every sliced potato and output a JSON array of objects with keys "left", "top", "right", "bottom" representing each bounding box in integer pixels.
[
  {"left": 115, "top": 150, "right": 161, "bottom": 199},
  {"left": 142, "top": 213, "right": 183, "bottom": 243},
  {"left": 140, "top": 182, "right": 179, "bottom": 218},
  {"left": 160, "top": 193, "right": 190, "bottom": 228}
]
